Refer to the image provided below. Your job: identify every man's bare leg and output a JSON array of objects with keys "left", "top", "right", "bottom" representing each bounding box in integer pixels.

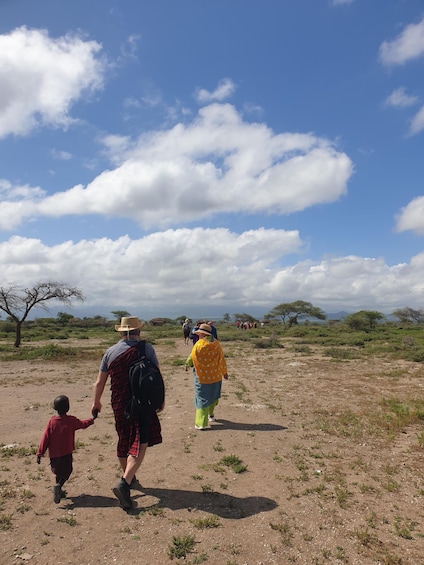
[
  {"left": 119, "top": 457, "right": 126, "bottom": 474},
  {"left": 112, "top": 444, "right": 148, "bottom": 509},
  {"left": 122, "top": 443, "right": 148, "bottom": 485}
]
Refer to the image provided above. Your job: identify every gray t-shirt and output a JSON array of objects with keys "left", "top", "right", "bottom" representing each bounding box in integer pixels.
[{"left": 99, "top": 339, "right": 159, "bottom": 372}]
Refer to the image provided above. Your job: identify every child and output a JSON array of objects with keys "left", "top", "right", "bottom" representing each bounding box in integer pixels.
[{"left": 36, "top": 395, "right": 96, "bottom": 503}]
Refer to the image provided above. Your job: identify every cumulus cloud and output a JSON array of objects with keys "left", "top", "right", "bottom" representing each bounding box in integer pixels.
[
  {"left": 0, "top": 228, "right": 303, "bottom": 307},
  {"left": 0, "top": 26, "right": 105, "bottom": 138},
  {"left": 0, "top": 180, "right": 46, "bottom": 229},
  {"left": 0, "top": 103, "right": 353, "bottom": 230},
  {"left": 0, "top": 231, "right": 421, "bottom": 315},
  {"left": 195, "top": 78, "right": 236, "bottom": 103},
  {"left": 379, "top": 17, "right": 424, "bottom": 66},
  {"left": 396, "top": 196, "right": 424, "bottom": 234}
]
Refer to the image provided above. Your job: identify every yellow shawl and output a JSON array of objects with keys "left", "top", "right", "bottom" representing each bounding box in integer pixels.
[{"left": 191, "top": 337, "right": 227, "bottom": 384}]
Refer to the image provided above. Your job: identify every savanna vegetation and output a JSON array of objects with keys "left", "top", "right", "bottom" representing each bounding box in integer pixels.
[{"left": 0, "top": 304, "right": 423, "bottom": 364}]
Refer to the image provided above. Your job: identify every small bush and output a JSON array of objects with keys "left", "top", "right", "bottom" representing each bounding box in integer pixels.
[
  {"left": 168, "top": 534, "right": 196, "bottom": 559},
  {"left": 220, "top": 454, "right": 248, "bottom": 474},
  {"left": 0, "top": 514, "right": 12, "bottom": 531},
  {"left": 324, "top": 347, "right": 361, "bottom": 360},
  {"left": 190, "top": 514, "right": 221, "bottom": 529}
]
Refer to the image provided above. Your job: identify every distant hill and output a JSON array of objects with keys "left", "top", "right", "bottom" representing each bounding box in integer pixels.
[{"left": 326, "top": 311, "right": 350, "bottom": 320}]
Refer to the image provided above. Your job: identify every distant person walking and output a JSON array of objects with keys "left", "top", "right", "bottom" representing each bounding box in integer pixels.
[
  {"left": 182, "top": 319, "right": 191, "bottom": 345},
  {"left": 92, "top": 316, "right": 164, "bottom": 510},
  {"left": 185, "top": 323, "right": 228, "bottom": 430},
  {"left": 190, "top": 320, "right": 202, "bottom": 345},
  {"left": 207, "top": 321, "right": 218, "bottom": 339},
  {"left": 36, "top": 395, "right": 95, "bottom": 503}
]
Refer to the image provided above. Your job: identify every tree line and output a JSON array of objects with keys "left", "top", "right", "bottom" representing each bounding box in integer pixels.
[{"left": 0, "top": 282, "right": 423, "bottom": 348}]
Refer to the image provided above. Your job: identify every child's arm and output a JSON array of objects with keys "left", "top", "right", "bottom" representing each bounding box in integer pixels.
[
  {"left": 81, "top": 417, "right": 95, "bottom": 428},
  {"left": 70, "top": 416, "right": 95, "bottom": 430},
  {"left": 185, "top": 353, "right": 193, "bottom": 371},
  {"left": 36, "top": 420, "right": 51, "bottom": 463}
]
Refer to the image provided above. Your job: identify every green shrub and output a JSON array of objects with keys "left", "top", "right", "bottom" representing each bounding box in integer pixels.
[{"left": 324, "top": 347, "right": 361, "bottom": 360}]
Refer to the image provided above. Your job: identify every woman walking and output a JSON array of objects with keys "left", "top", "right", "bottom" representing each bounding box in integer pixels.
[{"left": 185, "top": 323, "right": 228, "bottom": 430}]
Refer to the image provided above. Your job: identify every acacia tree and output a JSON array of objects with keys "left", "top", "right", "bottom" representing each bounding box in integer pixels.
[
  {"left": 233, "top": 312, "right": 257, "bottom": 324},
  {"left": 344, "top": 310, "right": 384, "bottom": 331},
  {"left": 392, "top": 307, "right": 424, "bottom": 325},
  {"left": 57, "top": 312, "right": 74, "bottom": 325},
  {"left": 266, "top": 300, "right": 326, "bottom": 328},
  {"left": 0, "top": 281, "right": 84, "bottom": 347},
  {"left": 222, "top": 313, "right": 231, "bottom": 324},
  {"left": 110, "top": 310, "right": 130, "bottom": 321}
]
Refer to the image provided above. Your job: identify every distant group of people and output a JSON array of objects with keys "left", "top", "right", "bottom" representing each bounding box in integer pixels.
[
  {"left": 182, "top": 318, "right": 218, "bottom": 344},
  {"left": 37, "top": 315, "right": 228, "bottom": 511},
  {"left": 235, "top": 320, "right": 259, "bottom": 329}
]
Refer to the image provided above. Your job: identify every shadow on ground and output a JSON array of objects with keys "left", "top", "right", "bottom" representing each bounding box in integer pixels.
[
  {"left": 67, "top": 488, "right": 277, "bottom": 518},
  {"left": 208, "top": 419, "right": 287, "bottom": 432},
  {"left": 133, "top": 487, "right": 277, "bottom": 518}
]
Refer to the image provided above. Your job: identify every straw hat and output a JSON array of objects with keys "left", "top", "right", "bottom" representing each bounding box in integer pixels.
[
  {"left": 115, "top": 316, "right": 144, "bottom": 332},
  {"left": 194, "top": 323, "right": 213, "bottom": 337}
]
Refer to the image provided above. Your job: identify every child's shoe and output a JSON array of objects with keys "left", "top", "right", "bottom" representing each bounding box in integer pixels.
[{"left": 53, "top": 485, "right": 61, "bottom": 504}]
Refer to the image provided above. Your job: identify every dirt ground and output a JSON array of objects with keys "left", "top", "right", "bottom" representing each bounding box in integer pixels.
[{"left": 1, "top": 336, "right": 424, "bottom": 565}]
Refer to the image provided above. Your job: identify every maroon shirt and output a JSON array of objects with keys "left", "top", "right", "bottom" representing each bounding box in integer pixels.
[{"left": 37, "top": 414, "right": 94, "bottom": 459}]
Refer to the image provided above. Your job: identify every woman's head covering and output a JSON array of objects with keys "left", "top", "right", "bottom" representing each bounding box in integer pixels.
[{"left": 194, "top": 323, "right": 213, "bottom": 337}]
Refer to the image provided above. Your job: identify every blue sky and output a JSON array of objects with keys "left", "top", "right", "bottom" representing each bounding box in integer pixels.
[{"left": 1, "top": 0, "right": 424, "bottom": 320}]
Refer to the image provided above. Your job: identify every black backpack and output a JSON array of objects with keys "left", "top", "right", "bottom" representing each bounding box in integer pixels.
[{"left": 125, "top": 341, "right": 165, "bottom": 419}]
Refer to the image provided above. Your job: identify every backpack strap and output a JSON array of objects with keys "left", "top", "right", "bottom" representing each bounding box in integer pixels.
[{"left": 136, "top": 340, "right": 146, "bottom": 358}]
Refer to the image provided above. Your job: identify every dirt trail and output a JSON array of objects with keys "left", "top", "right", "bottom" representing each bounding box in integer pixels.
[{"left": 1, "top": 337, "right": 423, "bottom": 564}]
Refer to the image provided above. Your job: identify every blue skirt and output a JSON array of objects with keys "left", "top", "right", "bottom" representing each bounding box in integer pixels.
[{"left": 193, "top": 371, "right": 222, "bottom": 409}]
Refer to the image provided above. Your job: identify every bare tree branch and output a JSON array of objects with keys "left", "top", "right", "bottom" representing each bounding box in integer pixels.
[{"left": 0, "top": 281, "right": 84, "bottom": 347}]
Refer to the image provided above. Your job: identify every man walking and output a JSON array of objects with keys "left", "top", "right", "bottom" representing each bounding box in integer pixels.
[{"left": 92, "top": 316, "right": 164, "bottom": 510}]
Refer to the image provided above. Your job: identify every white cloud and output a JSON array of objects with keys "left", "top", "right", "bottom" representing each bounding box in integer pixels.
[
  {"left": 0, "top": 179, "right": 45, "bottom": 199},
  {"left": 409, "top": 105, "right": 424, "bottom": 135},
  {"left": 0, "top": 180, "right": 46, "bottom": 229},
  {"left": 99, "top": 134, "right": 134, "bottom": 164},
  {"left": 50, "top": 149, "right": 72, "bottom": 160},
  {"left": 0, "top": 26, "right": 105, "bottom": 138},
  {"left": 0, "top": 228, "right": 303, "bottom": 308},
  {"left": 396, "top": 196, "right": 424, "bottom": 234},
  {"left": 195, "top": 78, "right": 236, "bottom": 103},
  {"left": 119, "top": 34, "right": 140, "bottom": 61},
  {"left": 331, "top": 0, "right": 354, "bottom": 5},
  {"left": 385, "top": 87, "right": 418, "bottom": 108},
  {"left": 0, "top": 103, "right": 353, "bottom": 229},
  {"left": 379, "top": 17, "right": 424, "bottom": 66},
  {"left": 0, "top": 232, "right": 422, "bottom": 315}
]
